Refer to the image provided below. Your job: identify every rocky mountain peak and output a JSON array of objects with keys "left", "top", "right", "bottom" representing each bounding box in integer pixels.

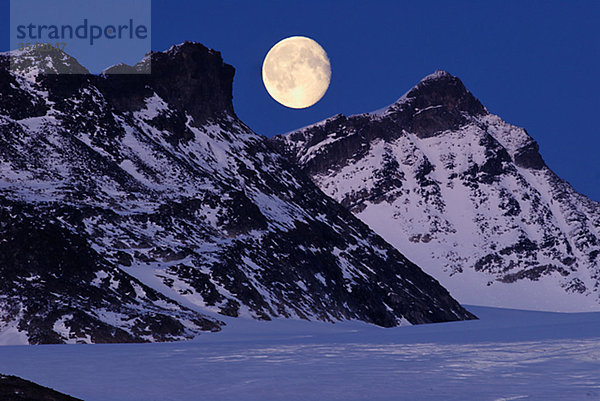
[
  {"left": 0, "top": 46, "right": 90, "bottom": 77},
  {"left": 420, "top": 69, "right": 453, "bottom": 81},
  {"left": 271, "top": 71, "right": 492, "bottom": 176},
  {"left": 407, "top": 70, "right": 485, "bottom": 113},
  {"left": 0, "top": 42, "right": 235, "bottom": 125},
  {"left": 100, "top": 41, "right": 236, "bottom": 123},
  {"left": 379, "top": 70, "right": 486, "bottom": 137}
]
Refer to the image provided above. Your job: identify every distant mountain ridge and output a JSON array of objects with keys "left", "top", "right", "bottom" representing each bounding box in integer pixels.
[
  {"left": 272, "top": 70, "right": 600, "bottom": 312},
  {"left": 0, "top": 44, "right": 474, "bottom": 344}
]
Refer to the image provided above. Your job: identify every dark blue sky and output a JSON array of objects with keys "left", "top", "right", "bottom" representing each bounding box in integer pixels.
[{"left": 2, "top": 1, "right": 599, "bottom": 200}]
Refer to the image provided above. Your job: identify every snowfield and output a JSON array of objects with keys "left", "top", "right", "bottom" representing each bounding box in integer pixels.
[{"left": 0, "top": 305, "right": 599, "bottom": 401}]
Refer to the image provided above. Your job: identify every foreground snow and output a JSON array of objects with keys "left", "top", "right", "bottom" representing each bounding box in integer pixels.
[{"left": 0, "top": 306, "right": 599, "bottom": 400}]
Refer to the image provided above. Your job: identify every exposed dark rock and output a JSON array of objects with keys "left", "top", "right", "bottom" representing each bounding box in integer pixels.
[
  {"left": 0, "top": 374, "right": 83, "bottom": 401},
  {"left": 513, "top": 139, "right": 546, "bottom": 170},
  {"left": 99, "top": 41, "right": 235, "bottom": 124},
  {"left": 0, "top": 199, "right": 222, "bottom": 344}
]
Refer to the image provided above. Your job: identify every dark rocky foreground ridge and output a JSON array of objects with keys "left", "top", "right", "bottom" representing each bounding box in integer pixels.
[
  {"left": 0, "top": 374, "right": 83, "bottom": 401},
  {"left": 0, "top": 43, "right": 474, "bottom": 344},
  {"left": 272, "top": 70, "right": 600, "bottom": 311}
]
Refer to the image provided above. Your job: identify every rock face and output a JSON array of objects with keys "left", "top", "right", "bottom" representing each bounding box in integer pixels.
[
  {"left": 0, "top": 45, "right": 474, "bottom": 344},
  {"left": 272, "top": 70, "right": 600, "bottom": 312},
  {"left": 0, "top": 374, "right": 83, "bottom": 401}
]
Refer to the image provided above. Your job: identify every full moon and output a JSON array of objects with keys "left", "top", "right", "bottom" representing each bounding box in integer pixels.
[{"left": 262, "top": 36, "right": 331, "bottom": 109}]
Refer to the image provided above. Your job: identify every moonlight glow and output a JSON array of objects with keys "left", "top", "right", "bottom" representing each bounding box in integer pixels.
[{"left": 262, "top": 36, "right": 331, "bottom": 109}]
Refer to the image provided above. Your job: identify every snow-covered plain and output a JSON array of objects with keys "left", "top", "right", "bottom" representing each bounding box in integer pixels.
[{"left": 0, "top": 306, "right": 599, "bottom": 401}]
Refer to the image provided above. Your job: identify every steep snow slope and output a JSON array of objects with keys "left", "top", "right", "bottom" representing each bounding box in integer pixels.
[
  {"left": 273, "top": 71, "right": 600, "bottom": 312},
  {"left": 0, "top": 45, "right": 474, "bottom": 343}
]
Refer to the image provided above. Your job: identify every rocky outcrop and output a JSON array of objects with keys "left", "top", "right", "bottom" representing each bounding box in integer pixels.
[
  {"left": 100, "top": 42, "right": 235, "bottom": 122},
  {"left": 0, "top": 374, "right": 83, "bottom": 401}
]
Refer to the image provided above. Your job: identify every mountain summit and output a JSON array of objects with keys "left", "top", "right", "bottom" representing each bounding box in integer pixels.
[
  {"left": 272, "top": 71, "right": 600, "bottom": 312},
  {"left": 380, "top": 70, "right": 487, "bottom": 134},
  {"left": 0, "top": 46, "right": 474, "bottom": 343}
]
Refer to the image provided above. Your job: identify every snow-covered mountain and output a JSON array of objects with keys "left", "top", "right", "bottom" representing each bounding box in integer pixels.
[
  {"left": 0, "top": 44, "right": 474, "bottom": 344},
  {"left": 272, "top": 70, "right": 600, "bottom": 312}
]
